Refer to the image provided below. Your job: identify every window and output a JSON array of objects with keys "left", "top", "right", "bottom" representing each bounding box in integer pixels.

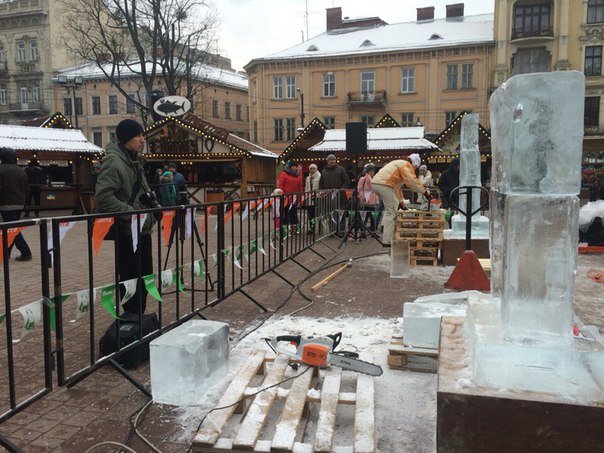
[
  {"left": 64, "top": 98, "right": 73, "bottom": 116},
  {"left": 585, "top": 46, "right": 603, "bottom": 76},
  {"left": 512, "top": 47, "right": 550, "bottom": 74},
  {"left": 20, "top": 87, "right": 28, "bottom": 104},
  {"left": 401, "top": 113, "right": 414, "bottom": 127},
  {"left": 361, "top": 71, "right": 375, "bottom": 94},
  {"left": 0, "top": 88, "right": 7, "bottom": 105},
  {"left": 253, "top": 120, "right": 258, "bottom": 144},
  {"left": 212, "top": 100, "right": 219, "bottom": 118},
  {"left": 286, "top": 76, "right": 296, "bottom": 99},
  {"left": 513, "top": 3, "right": 551, "bottom": 37},
  {"left": 93, "top": 131, "right": 103, "bottom": 148},
  {"left": 0, "top": 44, "right": 5, "bottom": 63},
  {"left": 286, "top": 117, "right": 296, "bottom": 141},
  {"left": 252, "top": 80, "right": 257, "bottom": 103},
  {"left": 108, "top": 95, "right": 118, "bottom": 114},
  {"left": 401, "top": 68, "right": 415, "bottom": 93},
  {"left": 461, "top": 64, "right": 473, "bottom": 88},
  {"left": 274, "top": 118, "right": 284, "bottom": 141},
  {"left": 323, "top": 72, "right": 335, "bottom": 97},
  {"left": 236, "top": 104, "right": 242, "bottom": 121},
  {"left": 16, "top": 42, "right": 25, "bottom": 62},
  {"left": 445, "top": 111, "right": 457, "bottom": 126},
  {"left": 446, "top": 64, "right": 458, "bottom": 89},
  {"left": 225, "top": 101, "right": 231, "bottom": 119},
  {"left": 273, "top": 77, "right": 284, "bottom": 99},
  {"left": 585, "top": 97, "right": 600, "bottom": 126},
  {"left": 109, "top": 132, "right": 116, "bottom": 143},
  {"left": 323, "top": 116, "right": 335, "bottom": 129},
  {"left": 360, "top": 115, "right": 375, "bottom": 128},
  {"left": 246, "top": 106, "right": 249, "bottom": 122},
  {"left": 126, "top": 94, "right": 136, "bottom": 114},
  {"left": 30, "top": 41, "right": 38, "bottom": 61},
  {"left": 31, "top": 84, "right": 40, "bottom": 103},
  {"left": 92, "top": 96, "right": 101, "bottom": 115},
  {"left": 75, "top": 97, "right": 83, "bottom": 115},
  {"left": 588, "top": 0, "right": 604, "bottom": 24}
]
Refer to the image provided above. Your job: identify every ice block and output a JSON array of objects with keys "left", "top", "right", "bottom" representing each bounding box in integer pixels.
[
  {"left": 390, "top": 239, "right": 409, "bottom": 278},
  {"left": 403, "top": 302, "right": 467, "bottom": 348}
]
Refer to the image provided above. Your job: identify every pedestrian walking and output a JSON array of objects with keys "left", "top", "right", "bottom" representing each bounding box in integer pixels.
[
  {"left": 159, "top": 171, "right": 178, "bottom": 207},
  {"left": 319, "top": 154, "right": 350, "bottom": 236},
  {"left": 167, "top": 162, "right": 187, "bottom": 204},
  {"left": 305, "top": 163, "right": 321, "bottom": 234},
  {"left": 0, "top": 147, "right": 33, "bottom": 261},
  {"left": 24, "top": 159, "right": 45, "bottom": 217}
]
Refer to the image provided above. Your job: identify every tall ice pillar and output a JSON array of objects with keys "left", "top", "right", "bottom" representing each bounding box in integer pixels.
[{"left": 489, "top": 71, "right": 584, "bottom": 344}]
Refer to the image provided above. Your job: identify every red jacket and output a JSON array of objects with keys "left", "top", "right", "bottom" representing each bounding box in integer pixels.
[{"left": 277, "top": 169, "right": 303, "bottom": 195}]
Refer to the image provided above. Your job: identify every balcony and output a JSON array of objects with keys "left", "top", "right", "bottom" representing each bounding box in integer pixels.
[
  {"left": 511, "top": 27, "right": 554, "bottom": 41},
  {"left": 8, "top": 101, "right": 45, "bottom": 114},
  {"left": 347, "top": 90, "right": 387, "bottom": 106},
  {"left": 584, "top": 125, "right": 604, "bottom": 137}
]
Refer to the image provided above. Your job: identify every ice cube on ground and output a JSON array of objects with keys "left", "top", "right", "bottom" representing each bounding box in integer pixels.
[
  {"left": 489, "top": 71, "right": 585, "bottom": 195},
  {"left": 390, "top": 239, "right": 409, "bottom": 278},
  {"left": 150, "top": 319, "right": 229, "bottom": 406},
  {"left": 450, "top": 214, "right": 490, "bottom": 239},
  {"left": 403, "top": 302, "right": 468, "bottom": 349}
]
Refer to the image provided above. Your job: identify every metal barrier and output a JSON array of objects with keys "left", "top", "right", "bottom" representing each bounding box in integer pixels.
[{"left": 0, "top": 189, "right": 345, "bottom": 423}]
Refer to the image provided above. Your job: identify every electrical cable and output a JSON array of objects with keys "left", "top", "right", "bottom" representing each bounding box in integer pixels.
[{"left": 84, "top": 441, "right": 137, "bottom": 453}]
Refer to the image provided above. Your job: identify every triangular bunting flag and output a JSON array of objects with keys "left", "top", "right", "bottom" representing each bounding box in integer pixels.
[
  {"left": 92, "top": 217, "right": 115, "bottom": 256},
  {"left": 100, "top": 284, "right": 118, "bottom": 319},
  {"left": 17, "top": 299, "right": 42, "bottom": 341},
  {"left": 75, "top": 288, "right": 96, "bottom": 321},
  {"left": 49, "top": 294, "right": 71, "bottom": 332},
  {"left": 0, "top": 227, "right": 26, "bottom": 263},
  {"left": 257, "top": 238, "right": 267, "bottom": 255},
  {"left": 120, "top": 278, "right": 138, "bottom": 305},
  {"left": 173, "top": 266, "right": 185, "bottom": 292},
  {"left": 234, "top": 245, "right": 243, "bottom": 269},
  {"left": 131, "top": 213, "right": 148, "bottom": 252},
  {"left": 143, "top": 274, "right": 162, "bottom": 302},
  {"left": 185, "top": 208, "right": 196, "bottom": 239},
  {"left": 161, "top": 269, "right": 174, "bottom": 290},
  {"left": 162, "top": 210, "right": 176, "bottom": 245}
]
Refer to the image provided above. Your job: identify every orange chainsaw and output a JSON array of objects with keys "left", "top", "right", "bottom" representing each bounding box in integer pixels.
[{"left": 265, "top": 332, "right": 383, "bottom": 376}]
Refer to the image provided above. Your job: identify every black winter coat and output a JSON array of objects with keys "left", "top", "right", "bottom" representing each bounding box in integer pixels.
[{"left": 0, "top": 163, "right": 28, "bottom": 210}]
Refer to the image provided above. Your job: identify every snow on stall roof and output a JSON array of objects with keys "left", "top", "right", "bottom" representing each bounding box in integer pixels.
[
  {"left": 309, "top": 127, "right": 439, "bottom": 152},
  {"left": 0, "top": 125, "right": 104, "bottom": 153},
  {"left": 57, "top": 60, "right": 248, "bottom": 91},
  {"left": 252, "top": 14, "right": 494, "bottom": 63}
]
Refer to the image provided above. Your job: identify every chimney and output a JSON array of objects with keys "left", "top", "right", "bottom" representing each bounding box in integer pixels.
[
  {"left": 326, "top": 7, "right": 342, "bottom": 31},
  {"left": 446, "top": 3, "right": 464, "bottom": 19},
  {"left": 416, "top": 6, "right": 435, "bottom": 22}
]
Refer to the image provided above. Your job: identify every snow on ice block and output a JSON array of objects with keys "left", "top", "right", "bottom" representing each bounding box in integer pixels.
[
  {"left": 150, "top": 319, "right": 229, "bottom": 406},
  {"left": 403, "top": 302, "right": 468, "bottom": 349}
]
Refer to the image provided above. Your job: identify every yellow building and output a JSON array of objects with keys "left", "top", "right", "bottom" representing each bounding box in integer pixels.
[
  {"left": 0, "top": 0, "right": 76, "bottom": 123},
  {"left": 493, "top": 0, "right": 604, "bottom": 173},
  {"left": 245, "top": 5, "right": 494, "bottom": 154},
  {"left": 52, "top": 60, "right": 249, "bottom": 149}
]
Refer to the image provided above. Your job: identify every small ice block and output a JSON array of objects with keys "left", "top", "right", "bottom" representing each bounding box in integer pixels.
[
  {"left": 403, "top": 302, "right": 467, "bottom": 349},
  {"left": 390, "top": 239, "right": 409, "bottom": 278}
]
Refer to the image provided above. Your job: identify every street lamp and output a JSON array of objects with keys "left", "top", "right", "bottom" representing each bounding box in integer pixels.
[
  {"left": 57, "top": 75, "right": 84, "bottom": 129},
  {"left": 297, "top": 87, "right": 305, "bottom": 129}
]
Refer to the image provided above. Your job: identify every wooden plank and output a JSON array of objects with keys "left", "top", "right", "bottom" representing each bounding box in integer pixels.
[
  {"left": 193, "top": 350, "right": 267, "bottom": 448},
  {"left": 311, "top": 262, "right": 351, "bottom": 291},
  {"left": 271, "top": 365, "right": 314, "bottom": 452},
  {"left": 354, "top": 357, "right": 376, "bottom": 453},
  {"left": 313, "top": 367, "right": 343, "bottom": 452},
  {"left": 233, "top": 355, "right": 290, "bottom": 450}
]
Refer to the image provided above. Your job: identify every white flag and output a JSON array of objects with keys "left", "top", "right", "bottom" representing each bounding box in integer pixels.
[
  {"left": 75, "top": 288, "right": 96, "bottom": 321},
  {"left": 120, "top": 278, "right": 138, "bottom": 305},
  {"left": 185, "top": 208, "right": 196, "bottom": 239},
  {"left": 131, "top": 213, "right": 148, "bottom": 252},
  {"left": 17, "top": 299, "right": 42, "bottom": 341},
  {"left": 161, "top": 269, "right": 174, "bottom": 290},
  {"left": 257, "top": 238, "right": 267, "bottom": 255}
]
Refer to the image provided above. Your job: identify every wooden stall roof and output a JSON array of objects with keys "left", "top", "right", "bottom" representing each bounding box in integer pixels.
[
  {"left": 0, "top": 124, "right": 104, "bottom": 154},
  {"left": 21, "top": 112, "right": 75, "bottom": 129},
  {"left": 144, "top": 114, "right": 278, "bottom": 160}
]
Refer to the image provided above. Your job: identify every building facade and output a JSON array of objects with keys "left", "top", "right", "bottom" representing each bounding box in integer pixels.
[
  {"left": 52, "top": 62, "right": 249, "bottom": 149},
  {"left": 245, "top": 6, "right": 494, "bottom": 154},
  {"left": 493, "top": 0, "right": 604, "bottom": 171},
  {"left": 0, "top": 0, "right": 75, "bottom": 124}
]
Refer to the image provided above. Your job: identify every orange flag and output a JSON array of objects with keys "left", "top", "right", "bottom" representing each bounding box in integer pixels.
[
  {"left": 92, "top": 217, "right": 114, "bottom": 256},
  {"left": 199, "top": 211, "right": 206, "bottom": 235},
  {"left": 344, "top": 189, "right": 353, "bottom": 201},
  {"left": 0, "top": 227, "right": 26, "bottom": 263},
  {"left": 162, "top": 210, "right": 176, "bottom": 245},
  {"left": 223, "top": 202, "right": 241, "bottom": 224}
]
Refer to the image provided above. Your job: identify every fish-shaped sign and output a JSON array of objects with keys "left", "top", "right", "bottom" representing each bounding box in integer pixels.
[{"left": 153, "top": 95, "right": 191, "bottom": 117}]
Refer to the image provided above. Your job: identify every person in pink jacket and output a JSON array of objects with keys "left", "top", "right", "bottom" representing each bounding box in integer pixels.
[
  {"left": 357, "top": 163, "right": 380, "bottom": 231},
  {"left": 372, "top": 154, "right": 429, "bottom": 245},
  {"left": 277, "top": 161, "right": 303, "bottom": 230}
]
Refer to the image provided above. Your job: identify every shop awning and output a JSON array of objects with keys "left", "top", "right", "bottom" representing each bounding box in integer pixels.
[{"left": 0, "top": 125, "right": 104, "bottom": 154}]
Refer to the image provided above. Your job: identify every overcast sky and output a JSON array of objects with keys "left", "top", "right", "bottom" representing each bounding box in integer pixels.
[{"left": 214, "top": 0, "right": 495, "bottom": 71}]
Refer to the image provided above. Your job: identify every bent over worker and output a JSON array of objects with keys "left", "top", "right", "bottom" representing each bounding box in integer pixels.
[{"left": 371, "top": 154, "right": 429, "bottom": 246}]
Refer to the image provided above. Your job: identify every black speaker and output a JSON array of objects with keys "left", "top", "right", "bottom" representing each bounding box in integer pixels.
[{"left": 346, "top": 122, "right": 367, "bottom": 154}]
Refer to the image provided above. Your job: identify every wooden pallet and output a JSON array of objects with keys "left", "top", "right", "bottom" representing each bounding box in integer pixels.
[
  {"left": 192, "top": 350, "right": 376, "bottom": 452},
  {"left": 396, "top": 229, "right": 443, "bottom": 241},
  {"left": 388, "top": 336, "right": 438, "bottom": 373},
  {"left": 397, "top": 219, "right": 445, "bottom": 230},
  {"left": 397, "top": 210, "right": 445, "bottom": 221},
  {"left": 411, "top": 248, "right": 438, "bottom": 258},
  {"left": 410, "top": 256, "right": 438, "bottom": 267},
  {"left": 408, "top": 239, "right": 441, "bottom": 250}
]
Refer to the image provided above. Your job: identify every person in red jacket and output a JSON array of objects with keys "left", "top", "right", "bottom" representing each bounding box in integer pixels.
[{"left": 277, "top": 161, "right": 303, "bottom": 230}]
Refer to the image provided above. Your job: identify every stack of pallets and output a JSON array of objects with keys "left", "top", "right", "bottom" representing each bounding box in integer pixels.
[{"left": 395, "top": 210, "right": 446, "bottom": 266}]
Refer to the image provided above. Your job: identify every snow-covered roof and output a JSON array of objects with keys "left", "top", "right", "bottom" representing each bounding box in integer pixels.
[
  {"left": 309, "top": 127, "right": 438, "bottom": 152},
  {"left": 0, "top": 125, "right": 104, "bottom": 154},
  {"left": 249, "top": 14, "right": 494, "bottom": 64},
  {"left": 57, "top": 60, "right": 248, "bottom": 91}
]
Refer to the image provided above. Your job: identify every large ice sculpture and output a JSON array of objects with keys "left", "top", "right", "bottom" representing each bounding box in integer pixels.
[
  {"left": 150, "top": 319, "right": 229, "bottom": 406},
  {"left": 489, "top": 71, "right": 585, "bottom": 344},
  {"left": 450, "top": 114, "right": 489, "bottom": 238}
]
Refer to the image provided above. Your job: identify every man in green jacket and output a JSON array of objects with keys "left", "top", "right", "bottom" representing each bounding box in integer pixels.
[
  {"left": 319, "top": 154, "right": 350, "bottom": 236},
  {"left": 95, "top": 119, "right": 155, "bottom": 315}
]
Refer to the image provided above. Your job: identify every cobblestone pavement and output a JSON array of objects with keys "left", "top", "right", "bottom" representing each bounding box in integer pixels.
[{"left": 0, "top": 213, "right": 602, "bottom": 451}]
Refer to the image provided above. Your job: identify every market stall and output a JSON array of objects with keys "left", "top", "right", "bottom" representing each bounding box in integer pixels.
[{"left": 143, "top": 114, "right": 278, "bottom": 204}]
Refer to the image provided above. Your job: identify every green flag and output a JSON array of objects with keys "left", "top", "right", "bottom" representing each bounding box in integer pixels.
[
  {"left": 249, "top": 239, "right": 257, "bottom": 256},
  {"left": 100, "top": 285, "right": 118, "bottom": 319},
  {"left": 371, "top": 211, "right": 380, "bottom": 222},
  {"left": 49, "top": 294, "right": 71, "bottom": 331},
  {"left": 0, "top": 313, "right": 5, "bottom": 325},
  {"left": 143, "top": 274, "right": 163, "bottom": 302},
  {"left": 173, "top": 266, "right": 185, "bottom": 292},
  {"left": 282, "top": 225, "right": 289, "bottom": 239}
]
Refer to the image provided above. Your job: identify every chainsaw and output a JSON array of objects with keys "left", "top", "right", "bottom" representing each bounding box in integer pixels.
[{"left": 265, "top": 332, "right": 383, "bottom": 376}]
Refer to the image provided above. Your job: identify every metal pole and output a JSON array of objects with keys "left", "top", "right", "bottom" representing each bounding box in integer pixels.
[{"left": 465, "top": 188, "right": 473, "bottom": 251}]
